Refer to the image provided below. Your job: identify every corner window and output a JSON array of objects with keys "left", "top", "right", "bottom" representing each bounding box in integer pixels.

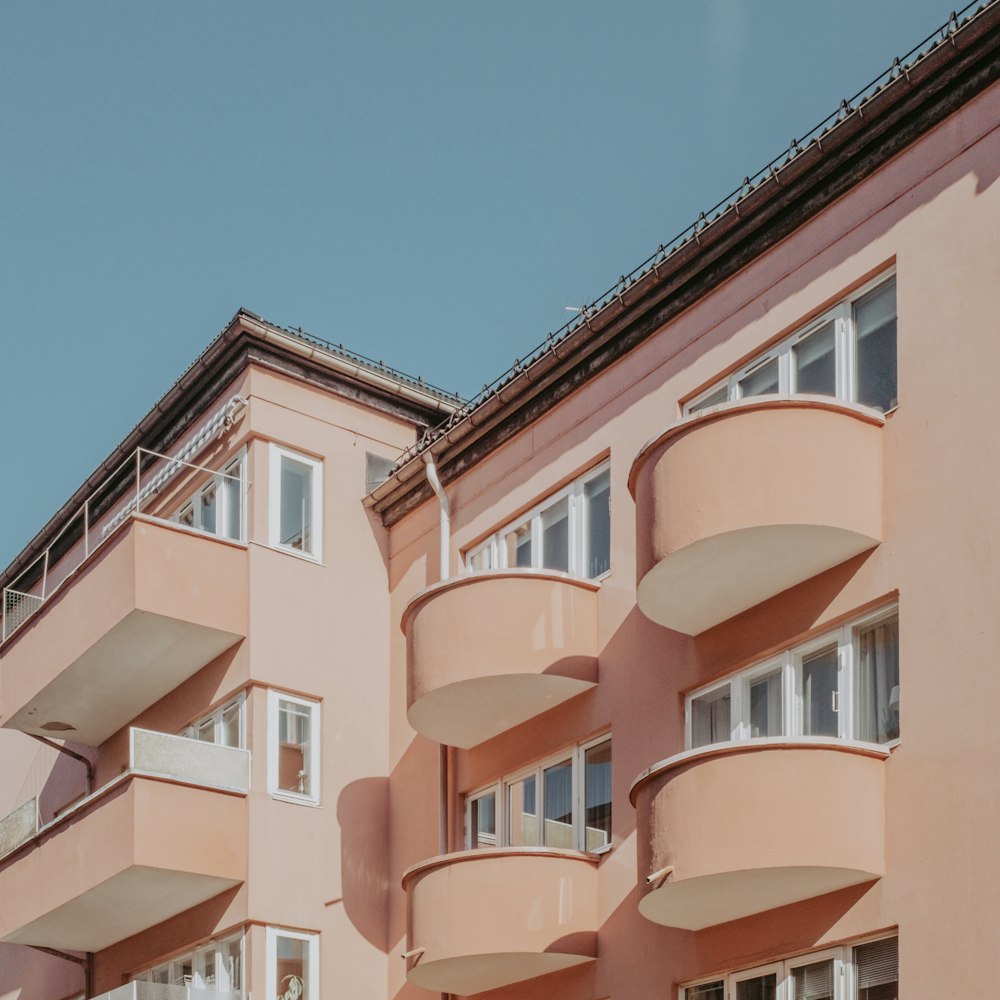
[
  {"left": 266, "top": 928, "right": 318, "bottom": 1000},
  {"left": 181, "top": 694, "right": 246, "bottom": 749},
  {"left": 686, "top": 274, "right": 897, "bottom": 415},
  {"left": 269, "top": 445, "right": 323, "bottom": 559},
  {"left": 466, "top": 462, "right": 611, "bottom": 580},
  {"left": 171, "top": 453, "right": 246, "bottom": 542},
  {"left": 686, "top": 608, "right": 899, "bottom": 750},
  {"left": 268, "top": 691, "right": 320, "bottom": 804},
  {"left": 466, "top": 734, "right": 611, "bottom": 852},
  {"left": 133, "top": 933, "right": 244, "bottom": 996},
  {"left": 682, "top": 937, "right": 897, "bottom": 1000}
]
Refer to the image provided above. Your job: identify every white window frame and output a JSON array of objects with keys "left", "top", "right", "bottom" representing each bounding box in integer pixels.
[
  {"left": 267, "top": 690, "right": 321, "bottom": 806},
  {"left": 686, "top": 606, "right": 899, "bottom": 750},
  {"left": 265, "top": 927, "right": 319, "bottom": 1000},
  {"left": 268, "top": 444, "right": 323, "bottom": 560},
  {"left": 465, "top": 461, "right": 611, "bottom": 580},
  {"left": 181, "top": 693, "right": 246, "bottom": 749},
  {"left": 133, "top": 932, "right": 245, "bottom": 996},
  {"left": 172, "top": 449, "right": 247, "bottom": 542},
  {"left": 465, "top": 733, "right": 612, "bottom": 853},
  {"left": 680, "top": 937, "right": 896, "bottom": 1000},
  {"left": 684, "top": 271, "right": 897, "bottom": 416}
]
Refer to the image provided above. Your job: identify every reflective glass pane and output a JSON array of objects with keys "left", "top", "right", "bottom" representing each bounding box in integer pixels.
[
  {"left": 793, "top": 321, "right": 836, "bottom": 396},
  {"left": 689, "top": 386, "right": 729, "bottom": 414},
  {"left": 219, "top": 937, "right": 242, "bottom": 994},
  {"left": 857, "top": 616, "right": 900, "bottom": 743},
  {"left": 802, "top": 646, "right": 839, "bottom": 737},
  {"left": 280, "top": 456, "right": 313, "bottom": 552},
  {"left": 195, "top": 717, "right": 216, "bottom": 743},
  {"left": 737, "top": 974, "right": 777, "bottom": 1000},
  {"left": 855, "top": 279, "right": 897, "bottom": 412},
  {"left": 739, "top": 357, "right": 779, "bottom": 397},
  {"left": 195, "top": 946, "right": 216, "bottom": 989},
  {"left": 584, "top": 741, "right": 612, "bottom": 851},
  {"left": 542, "top": 758, "right": 573, "bottom": 848},
  {"left": 505, "top": 522, "right": 532, "bottom": 568},
  {"left": 507, "top": 774, "right": 537, "bottom": 845},
  {"left": 223, "top": 462, "right": 242, "bottom": 541},
  {"left": 749, "top": 669, "right": 783, "bottom": 738},
  {"left": 686, "top": 982, "right": 725, "bottom": 1000},
  {"left": 691, "top": 687, "right": 731, "bottom": 748},
  {"left": 470, "top": 792, "right": 496, "bottom": 848},
  {"left": 222, "top": 700, "right": 242, "bottom": 748},
  {"left": 201, "top": 483, "right": 217, "bottom": 534},
  {"left": 178, "top": 504, "right": 195, "bottom": 528},
  {"left": 275, "top": 936, "right": 310, "bottom": 1000},
  {"left": 278, "top": 700, "right": 312, "bottom": 796},
  {"left": 541, "top": 497, "right": 570, "bottom": 572},
  {"left": 469, "top": 546, "right": 492, "bottom": 571},
  {"left": 584, "top": 470, "right": 611, "bottom": 578}
]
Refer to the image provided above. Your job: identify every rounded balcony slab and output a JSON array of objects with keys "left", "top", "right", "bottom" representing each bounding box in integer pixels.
[
  {"left": 402, "top": 847, "right": 599, "bottom": 995},
  {"left": 402, "top": 571, "right": 599, "bottom": 747},
  {"left": 629, "top": 398, "right": 884, "bottom": 635},
  {"left": 630, "top": 739, "right": 888, "bottom": 930}
]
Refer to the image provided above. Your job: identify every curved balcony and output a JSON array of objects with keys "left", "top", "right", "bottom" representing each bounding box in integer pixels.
[
  {"left": 629, "top": 398, "right": 883, "bottom": 635},
  {"left": 630, "top": 739, "right": 887, "bottom": 930},
  {"left": 0, "top": 519, "right": 247, "bottom": 746},
  {"left": 402, "top": 847, "right": 599, "bottom": 995},
  {"left": 402, "top": 571, "right": 599, "bottom": 748}
]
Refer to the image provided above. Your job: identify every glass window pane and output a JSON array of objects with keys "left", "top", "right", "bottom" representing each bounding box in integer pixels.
[
  {"left": 195, "top": 946, "right": 216, "bottom": 989},
  {"left": 219, "top": 937, "right": 242, "bottom": 994},
  {"left": 584, "top": 470, "right": 611, "bottom": 578},
  {"left": 151, "top": 966, "right": 170, "bottom": 986},
  {"left": 691, "top": 687, "right": 731, "bottom": 748},
  {"left": 739, "top": 357, "right": 779, "bottom": 397},
  {"left": 178, "top": 504, "right": 195, "bottom": 528},
  {"left": 749, "top": 669, "right": 783, "bottom": 738},
  {"left": 201, "top": 483, "right": 218, "bottom": 534},
  {"left": 469, "top": 546, "right": 492, "bottom": 571},
  {"left": 584, "top": 741, "right": 612, "bottom": 851},
  {"left": 470, "top": 792, "right": 496, "bottom": 848},
  {"left": 223, "top": 463, "right": 243, "bottom": 541},
  {"left": 855, "top": 279, "right": 897, "bottom": 412},
  {"left": 172, "top": 957, "right": 193, "bottom": 987},
  {"left": 802, "top": 646, "right": 839, "bottom": 737},
  {"left": 793, "top": 321, "right": 836, "bottom": 396},
  {"left": 855, "top": 937, "right": 898, "bottom": 999},
  {"left": 541, "top": 498, "right": 569, "bottom": 572},
  {"left": 507, "top": 774, "right": 537, "bottom": 846},
  {"left": 278, "top": 700, "right": 312, "bottom": 796},
  {"left": 280, "top": 456, "right": 313, "bottom": 553},
  {"left": 542, "top": 758, "right": 573, "bottom": 848},
  {"left": 222, "top": 700, "right": 242, "bottom": 748},
  {"left": 686, "top": 982, "right": 725, "bottom": 1000},
  {"left": 688, "top": 386, "right": 729, "bottom": 414},
  {"left": 275, "top": 936, "right": 311, "bottom": 1000},
  {"left": 737, "top": 974, "right": 777, "bottom": 1000},
  {"left": 792, "top": 958, "right": 834, "bottom": 1000},
  {"left": 856, "top": 616, "right": 900, "bottom": 744},
  {"left": 195, "top": 717, "right": 216, "bottom": 743},
  {"left": 505, "top": 522, "right": 532, "bottom": 568}
]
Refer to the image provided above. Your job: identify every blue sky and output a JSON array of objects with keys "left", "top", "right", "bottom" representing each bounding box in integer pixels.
[{"left": 0, "top": 1, "right": 959, "bottom": 565}]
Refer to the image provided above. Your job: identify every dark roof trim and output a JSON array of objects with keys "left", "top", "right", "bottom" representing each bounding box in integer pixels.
[{"left": 368, "top": 0, "right": 1000, "bottom": 527}]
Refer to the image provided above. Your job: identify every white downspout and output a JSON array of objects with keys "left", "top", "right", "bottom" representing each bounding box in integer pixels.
[{"left": 423, "top": 453, "right": 450, "bottom": 581}]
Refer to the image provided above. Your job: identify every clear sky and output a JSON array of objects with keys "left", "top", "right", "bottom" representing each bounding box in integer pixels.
[{"left": 0, "top": 0, "right": 960, "bottom": 566}]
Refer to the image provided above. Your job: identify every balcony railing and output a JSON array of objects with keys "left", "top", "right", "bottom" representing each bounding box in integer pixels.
[
  {"left": 2, "top": 446, "right": 247, "bottom": 642},
  {"left": 93, "top": 981, "right": 240, "bottom": 1000},
  {"left": 0, "top": 729, "right": 250, "bottom": 862}
]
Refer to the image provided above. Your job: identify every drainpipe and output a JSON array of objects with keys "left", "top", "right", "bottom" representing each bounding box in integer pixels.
[
  {"left": 422, "top": 453, "right": 450, "bottom": 581},
  {"left": 29, "top": 734, "right": 93, "bottom": 795}
]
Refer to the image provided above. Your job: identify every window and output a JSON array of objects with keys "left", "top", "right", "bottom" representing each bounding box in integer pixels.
[
  {"left": 686, "top": 608, "right": 899, "bottom": 750},
  {"left": 466, "top": 462, "right": 611, "bottom": 579},
  {"left": 268, "top": 692, "right": 320, "bottom": 804},
  {"left": 466, "top": 734, "right": 611, "bottom": 852},
  {"left": 266, "top": 928, "right": 319, "bottom": 1000},
  {"left": 686, "top": 275, "right": 897, "bottom": 416},
  {"left": 682, "top": 938, "right": 897, "bottom": 1000},
  {"left": 181, "top": 694, "right": 246, "bottom": 749},
  {"left": 269, "top": 445, "right": 323, "bottom": 559},
  {"left": 172, "top": 453, "right": 246, "bottom": 542},
  {"left": 132, "top": 933, "right": 244, "bottom": 996}
]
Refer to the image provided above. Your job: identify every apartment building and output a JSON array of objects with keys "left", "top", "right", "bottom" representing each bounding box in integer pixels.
[{"left": 3, "top": 4, "right": 1000, "bottom": 999}]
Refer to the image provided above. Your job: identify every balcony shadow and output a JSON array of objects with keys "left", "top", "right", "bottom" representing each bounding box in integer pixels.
[
  {"left": 335, "top": 776, "right": 390, "bottom": 952},
  {"left": 0, "top": 942, "right": 85, "bottom": 1000}
]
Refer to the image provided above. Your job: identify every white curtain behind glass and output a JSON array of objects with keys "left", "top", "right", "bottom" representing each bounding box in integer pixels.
[{"left": 857, "top": 618, "right": 899, "bottom": 743}]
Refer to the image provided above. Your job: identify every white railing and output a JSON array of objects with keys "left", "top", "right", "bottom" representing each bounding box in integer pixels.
[
  {"left": 1, "top": 447, "right": 247, "bottom": 642},
  {"left": 93, "top": 981, "right": 239, "bottom": 1000}
]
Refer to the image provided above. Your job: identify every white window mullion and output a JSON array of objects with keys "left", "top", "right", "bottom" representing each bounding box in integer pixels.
[{"left": 729, "top": 680, "right": 744, "bottom": 741}]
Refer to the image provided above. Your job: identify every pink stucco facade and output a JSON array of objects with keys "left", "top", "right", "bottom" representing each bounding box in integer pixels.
[{"left": 3, "top": 10, "right": 1000, "bottom": 1000}]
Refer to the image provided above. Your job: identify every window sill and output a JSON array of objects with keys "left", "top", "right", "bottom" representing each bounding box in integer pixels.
[{"left": 270, "top": 791, "right": 321, "bottom": 808}]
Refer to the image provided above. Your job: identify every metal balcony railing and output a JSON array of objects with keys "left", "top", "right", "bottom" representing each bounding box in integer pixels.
[{"left": 1, "top": 447, "right": 248, "bottom": 642}]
